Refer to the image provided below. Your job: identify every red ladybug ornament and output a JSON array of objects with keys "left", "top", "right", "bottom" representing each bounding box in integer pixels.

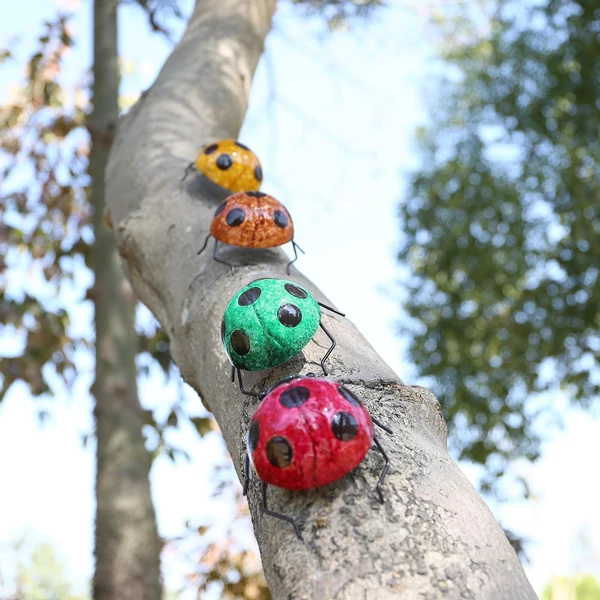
[
  {"left": 243, "top": 375, "right": 392, "bottom": 538},
  {"left": 197, "top": 191, "right": 304, "bottom": 275}
]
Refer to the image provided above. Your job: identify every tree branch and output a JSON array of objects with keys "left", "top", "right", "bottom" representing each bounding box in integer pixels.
[{"left": 105, "top": 0, "right": 537, "bottom": 597}]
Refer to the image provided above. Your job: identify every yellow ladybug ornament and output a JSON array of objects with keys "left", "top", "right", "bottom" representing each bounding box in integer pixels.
[{"left": 188, "top": 139, "right": 263, "bottom": 193}]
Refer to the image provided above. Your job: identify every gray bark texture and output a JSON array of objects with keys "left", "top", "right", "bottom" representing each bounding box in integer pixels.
[
  {"left": 90, "top": 0, "right": 162, "bottom": 598},
  {"left": 105, "top": 0, "right": 538, "bottom": 598}
]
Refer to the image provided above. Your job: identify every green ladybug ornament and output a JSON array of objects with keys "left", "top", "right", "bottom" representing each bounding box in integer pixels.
[{"left": 220, "top": 278, "right": 345, "bottom": 396}]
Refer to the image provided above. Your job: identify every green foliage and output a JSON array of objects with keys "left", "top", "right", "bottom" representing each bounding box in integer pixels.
[
  {"left": 399, "top": 0, "right": 600, "bottom": 490},
  {"left": 290, "top": 0, "right": 383, "bottom": 29},
  {"left": 0, "top": 15, "right": 84, "bottom": 403},
  {"left": 0, "top": 16, "right": 175, "bottom": 414},
  {"left": 12, "top": 541, "right": 91, "bottom": 600},
  {"left": 542, "top": 574, "right": 600, "bottom": 600}
]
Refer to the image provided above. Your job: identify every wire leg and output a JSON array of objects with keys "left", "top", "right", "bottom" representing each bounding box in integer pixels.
[
  {"left": 180, "top": 162, "right": 195, "bottom": 182},
  {"left": 372, "top": 416, "right": 393, "bottom": 435},
  {"left": 262, "top": 482, "right": 302, "bottom": 539},
  {"left": 243, "top": 453, "right": 251, "bottom": 496},
  {"left": 319, "top": 321, "right": 336, "bottom": 376},
  {"left": 317, "top": 301, "right": 345, "bottom": 317},
  {"left": 197, "top": 233, "right": 212, "bottom": 255},
  {"left": 212, "top": 240, "right": 235, "bottom": 275},
  {"left": 231, "top": 366, "right": 236, "bottom": 383},
  {"left": 372, "top": 436, "right": 390, "bottom": 504},
  {"left": 286, "top": 240, "right": 302, "bottom": 275},
  {"left": 236, "top": 369, "right": 262, "bottom": 398}
]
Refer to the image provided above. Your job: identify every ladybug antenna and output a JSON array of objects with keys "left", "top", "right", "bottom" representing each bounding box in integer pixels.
[
  {"left": 197, "top": 233, "right": 212, "bottom": 255},
  {"left": 318, "top": 301, "right": 345, "bottom": 317},
  {"left": 372, "top": 416, "right": 393, "bottom": 435},
  {"left": 262, "top": 482, "right": 302, "bottom": 540},
  {"left": 180, "top": 161, "right": 196, "bottom": 182}
]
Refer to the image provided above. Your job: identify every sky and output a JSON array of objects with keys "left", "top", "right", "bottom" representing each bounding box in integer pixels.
[{"left": 1, "top": 0, "right": 600, "bottom": 597}]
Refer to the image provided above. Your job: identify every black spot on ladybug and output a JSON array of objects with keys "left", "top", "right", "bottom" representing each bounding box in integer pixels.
[
  {"left": 264, "top": 375, "right": 305, "bottom": 397},
  {"left": 248, "top": 421, "right": 260, "bottom": 452},
  {"left": 278, "top": 304, "right": 302, "bottom": 327},
  {"left": 266, "top": 436, "right": 293, "bottom": 468},
  {"left": 331, "top": 412, "right": 359, "bottom": 441},
  {"left": 273, "top": 210, "right": 288, "bottom": 228},
  {"left": 230, "top": 330, "right": 250, "bottom": 355},
  {"left": 217, "top": 153, "right": 233, "bottom": 170},
  {"left": 214, "top": 201, "right": 227, "bottom": 216},
  {"left": 238, "top": 286, "right": 261, "bottom": 306},
  {"left": 284, "top": 283, "right": 308, "bottom": 299},
  {"left": 204, "top": 143, "right": 218, "bottom": 155},
  {"left": 338, "top": 386, "right": 361, "bottom": 407},
  {"left": 245, "top": 191, "right": 266, "bottom": 198},
  {"left": 279, "top": 386, "right": 310, "bottom": 408},
  {"left": 226, "top": 208, "right": 245, "bottom": 226},
  {"left": 254, "top": 165, "right": 263, "bottom": 182},
  {"left": 235, "top": 141, "right": 250, "bottom": 151},
  {"left": 220, "top": 319, "right": 226, "bottom": 342}
]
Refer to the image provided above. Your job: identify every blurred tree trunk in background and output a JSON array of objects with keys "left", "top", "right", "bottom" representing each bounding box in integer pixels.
[{"left": 89, "top": 0, "right": 162, "bottom": 598}]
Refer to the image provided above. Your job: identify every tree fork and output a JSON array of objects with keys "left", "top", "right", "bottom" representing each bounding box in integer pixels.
[
  {"left": 90, "top": 0, "right": 162, "bottom": 598},
  {"left": 105, "top": 0, "right": 537, "bottom": 597}
]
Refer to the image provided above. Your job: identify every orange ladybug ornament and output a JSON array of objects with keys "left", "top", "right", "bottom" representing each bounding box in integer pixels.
[
  {"left": 187, "top": 139, "right": 263, "bottom": 193},
  {"left": 197, "top": 191, "right": 304, "bottom": 275}
]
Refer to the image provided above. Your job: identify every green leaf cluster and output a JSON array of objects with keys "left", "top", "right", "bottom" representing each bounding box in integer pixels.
[
  {"left": 399, "top": 0, "right": 600, "bottom": 490},
  {"left": 542, "top": 574, "right": 600, "bottom": 600}
]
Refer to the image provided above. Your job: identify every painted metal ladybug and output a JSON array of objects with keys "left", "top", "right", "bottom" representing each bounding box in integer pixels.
[
  {"left": 185, "top": 139, "right": 263, "bottom": 193},
  {"left": 243, "top": 375, "right": 392, "bottom": 538},
  {"left": 197, "top": 191, "right": 304, "bottom": 275},
  {"left": 221, "top": 279, "right": 344, "bottom": 395}
]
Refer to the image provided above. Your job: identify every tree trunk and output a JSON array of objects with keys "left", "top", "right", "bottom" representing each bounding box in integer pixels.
[
  {"left": 89, "top": 1, "right": 162, "bottom": 598},
  {"left": 104, "top": 0, "right": 538, "bottom": 598}
]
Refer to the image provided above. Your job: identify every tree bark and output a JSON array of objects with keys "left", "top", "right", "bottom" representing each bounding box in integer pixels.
[
  {"left": 104, "top": 0, "right": 538, "bottom": 598},
  {"left": 89, "top": 1, "right": 162, "bottom": 598}
]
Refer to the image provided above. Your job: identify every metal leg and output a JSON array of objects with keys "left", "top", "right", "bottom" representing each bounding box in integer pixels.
[
  {"left": 372, "top": 436, "right": 390, "bottom": 504},
  {"left": 243, "top": 452, "right": 251, "bottom": 496},
  {"left": 318, "top": 321, "right": 336, "bottom": 376},
  {"left": 212, "top": 240, "right": 235, "bottom": 275},
  {"left": 180, "top": 162, "right": 195, "bottom": 182},
  {"left": 286, "top": 240, "right": 305, "bottom": 275},
  {"left": 262, "top": 482, "right": 302, "bottom": 539},
  {"left": 236, "top": 368, "right": 262, "bottom": 398},
  {"left": 317, "top": 301, "right": 345, "bottom": 317},
  {"left": 231, "top": 365, "right": 236, "bottom": 383},
  {"left": 372, "top": 417, "right": 393, "bottom": 435},
  {"left": 197, "top": 233, "right": 212, "bottom": 255}
]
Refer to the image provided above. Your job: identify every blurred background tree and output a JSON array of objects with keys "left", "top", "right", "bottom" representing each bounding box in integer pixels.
[
  {"left": 542, "top": 574, "right": 600, "bottom": 600},
  {"left": 399, "top": 0, "right": 600, "bottom": 494},
  {"left": 10, "top": 541, "right": 91, "bottom": 600}
]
